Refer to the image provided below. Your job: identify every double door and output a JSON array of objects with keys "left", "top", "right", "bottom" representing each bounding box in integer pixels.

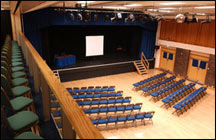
[
  {"left": 160, "top": 47, "right": 176, "bottom": 72},
  {"left": 187, "top": 52, "right": 209, "bottom": 83}
]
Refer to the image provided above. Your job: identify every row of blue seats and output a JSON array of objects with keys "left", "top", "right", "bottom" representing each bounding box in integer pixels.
[
  {"left": 75, "top": 97, "right": 132, "bottom": 106},
  {"left": 133, "top": 72, "right": 167, "bottom": 87},
  {"left": 83, "top": 104, "right": 142, "bottom": 114},
  {"left": 71, "top": 91, "right": 123, "bottom": 99},
  {"left": 150, "top": 79, "right": 185, "bottom": 97},
  {"left": 90, "top": 111, "right": 155, "bottom": 126},
  {"left": 67, "top": 86, "right": 115, "bottom": 93},
  {"left": 173, "top": 87, "right": 207, "bottom": 111},
  {"left": 142, "top": 76, "right": 176, "bottom": 92},
  {"left": 162, "top": 83, "right": 195, "bottom": 104}
]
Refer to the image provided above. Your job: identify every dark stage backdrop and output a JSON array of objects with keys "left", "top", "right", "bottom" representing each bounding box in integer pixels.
[
  {"left": 23, "top": 7, "right": 158, "bottom": 63},
  {"left": 1, "top": 10, "right": 12, "bottom": 48},
  {"left": 41, "top": 25, "right": 142, "bottom": 67}
]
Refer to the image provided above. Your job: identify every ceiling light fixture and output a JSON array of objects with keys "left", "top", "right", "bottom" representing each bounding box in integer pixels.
[
  {"left": 175, "top": 13, "right": 185, "bottom": 23},
  {"left": 124, "top": 4, "right": 142, "bottom": 7},
  {"left": 201, "top": 15, "right": 211, "bottom": 24},
  {"left": 190, "top": 14, "right": 198, "bottom": 23},
  {"left": 195, "top": 6, "right": 215, "bottom": 9},
  {"left": 159, "top": 7, "right": 177, "bottom": 10},
  {"left": 69, "top": 12, "right": 74, "bottom": 20},
  {"left": 104, "top": 14, "right": 110, "bottom": 22},
  {"left": 160, "top": 2, "right": 184, "bottom": 6}
]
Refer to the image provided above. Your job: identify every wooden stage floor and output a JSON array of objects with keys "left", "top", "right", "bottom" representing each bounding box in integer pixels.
[{"left": 62, "top": 69, "right": 215, "bottom": 139}]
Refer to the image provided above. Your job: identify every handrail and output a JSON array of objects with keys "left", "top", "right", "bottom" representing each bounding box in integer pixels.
[
  {"left": 141, "top": 52, "right": 149, "bottom": 70},
  {"left": 19, "top": 32, "right": 104, "bottom": 139}
]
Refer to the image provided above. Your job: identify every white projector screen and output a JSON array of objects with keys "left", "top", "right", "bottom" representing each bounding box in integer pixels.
[{"left": 86, "top": 36, "right": 104, "bottom": 56}]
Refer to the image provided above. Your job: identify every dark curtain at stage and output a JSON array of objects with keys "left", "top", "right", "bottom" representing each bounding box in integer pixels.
[
  {"left": 23, "top": 7, "right": 158, "bottom": 60},
  {"left": 1, "top": 10, "right": 12, "bottom": 48}
]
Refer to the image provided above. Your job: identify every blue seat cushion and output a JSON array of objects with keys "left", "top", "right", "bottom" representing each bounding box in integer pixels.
[
  {"left": 136, "top": 114, "right": 144, "bottom": 119},
  {"left": 127, "top": 116, "right": 135, "bottom": 121},
  {"left": 73, "top": 89, "right": 80, "bottom": 93},
  {"left": 123, "top": 99, "right": 130, "bottom": 103},
  {"left": 133, "top": 83, "right": 140, "bottom": 87},
  {"left": 101, "top": 93, "right": 108, "bottom": 97},
  {"left": 116, "top": 93, "right": 122, "bottom": 96},
  {"left": 92, "top": 120, "right": 98, "bottom": 124},
  {"left": 108, "top": 93, "right": 115, "bottom": 97},
  {"left": 67, "top": 89, "right": 72, "bottom": 93},
  {"left": 108, "top": 108, "right": 116, "bottom": 112},
  {"left": 116, "top": 99, "right": 123, "bottom": 103},
  {"left": 95, "top": 88, "right": 101, "bottom": 92},
  {"left": 117, "top": 107, "right": 124, "bottom": 111},
  {"left": 91, "top": 109, "right": 99, "bottom": 113},
  {"left": 108, "top": 100, "right": 115, "bottom": 104},
  {"left": 53, "top": 112, "right": 62, "bottom": 117},
  {"left": 87, "top": 89, "right": 95, "bottom": 92},
  {"left": 108, "top": 88, "right": 115, "bottom": 91},
  {"left": 144, "top": 114, "right": 153, "bottom": 118},
  {"left": 92, "top": 101, "right": 99, "bottom": 105},
  {"left": 101, "top": 88, "right": 108, "bottom": 92},
  {"left": 78, "top": 95, "right": 85, "bottom": 99},
  {"left": 84, "top": 109, "right": 91, "bottom": 113},
  {"left": 108, "top": 118, "right": 117, "bottom": 122},
  {"left": 51, "top": 104, "right": 60, "bottom": 108},
  {"left": 83, "top": 101, "right": 91, "bottom": 105},
  {"left": 86, "top": 94, "right": 93, "bottom": 98},
  {"left": 118, "top": 117, "right": 126, "bottom": 121},
  {"left": 98, "top": 119, "right": 107, "bottom": 124},
  {"left": 93, "top": 94, "right": 100, "bottom": 98},
  {"left": 100, "top": 108, "right": 108, "bottom": 112},
  {"left": 72, "top": 95, "right": 78, "bottom": 99},
  {"left": 100, "top": 100, "right": 107, "bottom": 104},
  {"left": 134, "top": 105, "right": 141, "bottom": 110},
  {"left": 125, "top": 106, "right": 133, "bottom": 110},
  {"left": 80, "top": 89, "right": 87, "bottom": 93}
]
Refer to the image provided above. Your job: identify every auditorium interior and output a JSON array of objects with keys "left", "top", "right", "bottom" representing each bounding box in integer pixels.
[{"left": 1, "top": 1, "right": 215, "bottom": 139}]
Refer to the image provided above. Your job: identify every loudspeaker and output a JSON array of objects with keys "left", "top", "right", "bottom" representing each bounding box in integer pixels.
[{"left": 155, "top": 45, "right": 160, "bottom": 50}]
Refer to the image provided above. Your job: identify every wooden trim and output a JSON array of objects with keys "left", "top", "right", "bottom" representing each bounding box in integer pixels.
[{"left": 19, "top": 32, "right": 104, "bottom": 139}]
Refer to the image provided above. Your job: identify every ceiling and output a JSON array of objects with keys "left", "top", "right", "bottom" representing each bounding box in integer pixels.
[{"left": 2, "top": 1, "right": 215, "bottom": 19}]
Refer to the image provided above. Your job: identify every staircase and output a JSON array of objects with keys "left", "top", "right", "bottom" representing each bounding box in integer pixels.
[
  {"left": 53, "top": 70, "right": 61, "bottom": 82},
  {"left": 134, "top": 52, "right": 149, "bottom": 75}
]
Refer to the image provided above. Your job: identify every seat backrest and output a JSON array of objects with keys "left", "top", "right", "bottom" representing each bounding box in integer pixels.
[
  {"left": 1, "top": 74, "right": 13, "bottom": 97},
  {"left": 1, "top": 87, "right": 12, "bottom": 109}
]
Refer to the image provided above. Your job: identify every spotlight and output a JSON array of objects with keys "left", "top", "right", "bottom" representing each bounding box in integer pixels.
[
  {"left": 184, "top": 15, "right": 190, "bottom": 23},
  {"left": 117, "top": 12, "right": 122, "bottom": 19},
  {"left": 104, "top": 14, "right": 109, "bottom": 22},
  {"left": 157, "top": 16, "right": 164, "bottom": 22},
  {"left": 77, "top": 12, "right": 83, "bottom": 21},
  {"left": 83, "top": 12, "right": 91, "bottom": 22},
  {"left": 94, "top": 13, "right": 99, "bottom": 21},
  {"left": 201, "top": 15, "right": 211, "bottom": 24},
  {"left": 111, "top": 13, "right": 118, "bottom": 22},
  {"left": 175, "top": 14, "right": 185, "bottom": 23},
  {"left": 191, "top": 14, "right": 198, "bottom": 23},
  {"left": 125, "top": 13, "right": 135, "bottom": 23},
  {"left": 69, "top": 12, "right": 74, "bottom": 20}
]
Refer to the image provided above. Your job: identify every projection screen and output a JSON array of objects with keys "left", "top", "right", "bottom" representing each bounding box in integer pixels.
[{"left": 86, "top": 36, "right": 104, "bottom": 57}]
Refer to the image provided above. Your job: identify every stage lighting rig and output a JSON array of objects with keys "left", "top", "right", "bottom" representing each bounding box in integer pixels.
[{"left": 201, "top": 15, "right": 211, "bottom": 24}]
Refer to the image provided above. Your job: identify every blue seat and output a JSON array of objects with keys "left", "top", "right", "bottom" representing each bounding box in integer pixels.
[
  {"left": 98, "top": 118, "right": 107, "bottom": 124},
  {"left": 136, "top": 113, "right": 145, "bottom": 119},
  {"left": 57, "top": 124, "right": 62, "bottom": 128},
  {"left": 84, "top": 109, "right": 91, "bottom": 114},
  {"left": 86, "top": 93, "right": 93, "bottom": 98},
  {"left": 72, "top": 95, "right": 78, "bottom": 99},
  {"left": 67, "top": 89, "right": 73, "bottom": 93},
  {"left": 91, "top": 119, "right": 98, "bottom": 125},
  {"left": 123, "top": 98, "right": 131, "bottom": 103},
  {"left": 90, "top": 108, "right": 99, "bottom": 114},
  {"left": 108, "top": 106, "right": 116, "bottom": 112},
  {"left": 108, "top": 88, "right": 115, "bottom": 91},
  {"left": 108, "top": 98, "right": 115, "bottom": 104},
  {"left": 142, "top": 88, "right": 148, "bottom": 92},
  {"left": 83, "top": 100, "right": 91, "bottom": 105},
  {"left": 116, "top": 106, "right": 125, "bottom": 111},
  {"left": 133, "top": 83, "right": 140, "bottom": 87},
  {"left": 99, "top": 107, "right": 108, "bottom": 113},
  {"left": 100, "top": 93, "right": 108, "bottom": 97},
  {"left": 108, "top": 93, "right": 116, "bottom": 97},
  {"left": 127, "top": 115, "right": 135, "bottom": 121},
  {"left": 133, "top": 104, "right": 141, "bottom": 110},
  {"left": 87, "top": 88, "right": 95, "bottom": 92},
  {"left": 116, "top": 92, "right": 122, "bottom": 97},
  {"left": 95, "top": 88, "right": 101, "bottom": 92},
  {"left": 78, "top": 94, "right": 85, "bottom": 99},
  {"left": 92, "top": 100, "right": 99, "bottom": 105},
  {"left": 125, "top": 105, "right": 133, "bottom": 111},
  {"left": 108, "top": 117, "right": 117, "bottom": 123},
  {"left": 80, "top": 89, "right": 87, "bottom": 93},
  {"left": 93, "top": 93, "right": 100, "bottom": 98},
  {"left": 118, "top": 116, "right": 127, "bottom": 122},
  {"left": 73, "top": 89, "right": 80, "bottom": 93},
  {"left": 116, "top": 98, "right": 123, "bottom": 104},
  {"left": 99, "top": 99, "right": 107, "bottom": 104},
  {"left": 101, "top": 88, "right": 108, "bottom": 92},
  {"left": 144, "top": 114, "right": 153, "bottom": 118},
  {"left": 76, "top": 101, "right": 83, "bottom": 106}
]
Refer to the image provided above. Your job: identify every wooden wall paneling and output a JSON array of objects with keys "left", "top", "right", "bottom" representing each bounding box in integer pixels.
[
  {"left": 207, "top": 20, "right": 215, "bottom": 48},
  {"left": 175, "top": 22, "right": 188, "bottom": 43},
  {"left": 185, "top": 22, "right": 200, "bottom": 45},
  {"left": 196, "top": 21, "right": 211, "bottom": 47},
  {"left": 169, "top": 20, "right": 177, "bottom": 41},
  {"left": 160, "top": 20, "right": 167, "bottom": 40}
]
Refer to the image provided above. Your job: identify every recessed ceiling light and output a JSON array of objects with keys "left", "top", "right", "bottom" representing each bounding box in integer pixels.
[
  {"left": 147, "top": 9, "right": 158, "bottom": 12},
  {"left": 159, "top": 7, "right": 177, "bottom": 10},
  {"left": 195, "top": 6, "right": 215, "bottom": 9},
  {"left": 125, "top": 4, "right": 142, "bottom": 7},
  {"left": 160, "top": 2, "right": 184, "bottom": 5},
  {"left": 103, "top": 6, "right": 128, "bottom": 9}
]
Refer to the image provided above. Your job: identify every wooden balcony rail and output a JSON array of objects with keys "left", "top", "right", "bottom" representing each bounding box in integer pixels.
[{"left": 19, "top": 32, "right": 104, "bottom": 139}]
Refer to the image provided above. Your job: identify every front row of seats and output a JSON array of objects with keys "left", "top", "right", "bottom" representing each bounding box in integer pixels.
[
  {"left": 90, "top": 111, "right": 155, "bottom": 129},
  {"left": 67, "top": 86, "right": 115, "bottom": 93}
]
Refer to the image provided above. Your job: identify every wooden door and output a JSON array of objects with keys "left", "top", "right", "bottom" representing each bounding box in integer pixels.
[
  {"left": 187, "top": 52, "right": 209, "bottom": 83},
  {"left": 160, "top": 46, "right": 176, "bottom": 72}
]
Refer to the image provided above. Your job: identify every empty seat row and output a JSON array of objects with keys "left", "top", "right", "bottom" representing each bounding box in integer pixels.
[
  {"left": 173, "top": 87, "right": 207, "bottom": 116},
  {"left": 66, "top": 86, "right": 115, "bottom": 93},
  {"left": 83, "top": 103, "right": 143, "bottom": 115},
  {"left": 133, "top": 72, "right": 167, "bottom": 89},
  {"left": 75, "top": 96, "right": 132, "bottom": 106},
  {"left": 90, "top": 111, "right": 155, "bottom": 128},
  {"left": 162, "top": 83, "right": 196, "bottom": 108},
  {"left": 142, "top": 76, "right": 176, "bottom": 95},
  {"left": 71, "top": 91, "right": 123, "bottom": 99},
  {"left": 150, "top": 79, "right": 185, "bottom": 101}
]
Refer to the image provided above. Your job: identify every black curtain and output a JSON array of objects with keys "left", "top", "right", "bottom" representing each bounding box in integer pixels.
[{"left": 1, "top": 10, "right": 12, "bottom": 48}]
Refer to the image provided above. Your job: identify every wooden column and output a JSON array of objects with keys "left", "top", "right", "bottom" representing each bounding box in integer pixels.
[
  {"left": 62, "top": 111, "right": 76, "bottom": 139},
  {"left": 33, "top": 61, "right": 40, "bottom": 93},
  {"left": 40, "top": 74, "right": 51, "bottom": 121}
]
